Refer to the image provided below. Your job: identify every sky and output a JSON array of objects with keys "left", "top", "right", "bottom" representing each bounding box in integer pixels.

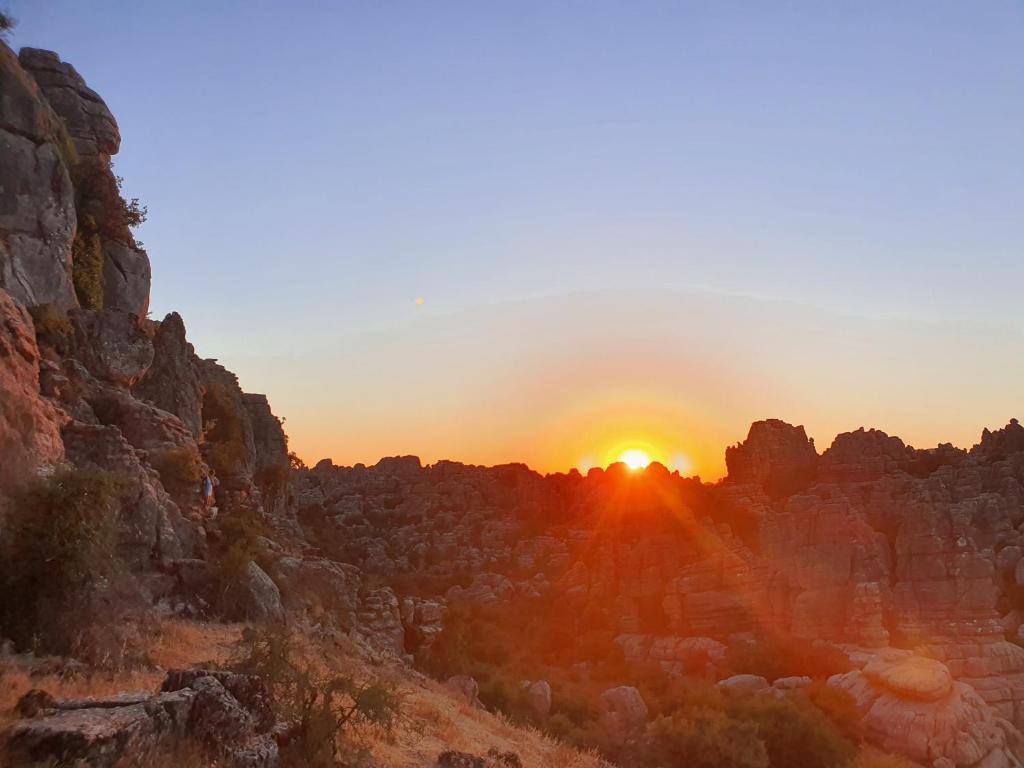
[{"left": 9, "top": 1, "right": 1024, "bottom": 478}]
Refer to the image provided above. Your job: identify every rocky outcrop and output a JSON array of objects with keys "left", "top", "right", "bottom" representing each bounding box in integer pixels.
[
  {"left": 0, "top": 44, "right": 77, "bottom": 309},
  {"left": 725, "top": 418, "right": 818, "bottom": 495},
  {"left": 599, "top": 686, "right": 648, "bottom": 747},
  {"left": 819, "top": 428, "right": 916, "bottom": 483},
  {"left": 829, "top": 651, "right": 1023, "bottom": 768},
  {"left": 133, "top": 312, "right": 204, "bottom": 438},
  {"left": 0, "top": 289, "right": 64, "bottom": 498},
  {"left": 17, "top": 48, "right": 119, "bottom": 159},
  {"left": 70, "top": 309, "right": 154, "bottom": 388},
  {"left": 18, "top": 47, "right": 151, "bottom": 316},
  {"left": 3, "top": 670, "right": 279, "bottom": 768}
]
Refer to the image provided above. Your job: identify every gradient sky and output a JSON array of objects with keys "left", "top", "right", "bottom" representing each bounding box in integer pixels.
[{"left": 10, "top": 1, "right": 1024, "bottom": 477}]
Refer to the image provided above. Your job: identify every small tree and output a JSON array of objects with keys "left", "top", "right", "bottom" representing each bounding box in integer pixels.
[
  {"left": 233, "top": 625, "right": 400, "bottom": 767},
  {"left": 0, "top": 470, "right": 128, "bottom": 658}
]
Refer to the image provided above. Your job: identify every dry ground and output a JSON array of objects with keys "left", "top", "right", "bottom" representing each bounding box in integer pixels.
[{"left": 0, "top": 619, "right": 610, "bottom": 768}]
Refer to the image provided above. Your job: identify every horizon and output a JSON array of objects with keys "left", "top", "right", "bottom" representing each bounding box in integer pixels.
[{"left": 9, "top": 1, "right": 1024, "bottom": 477}]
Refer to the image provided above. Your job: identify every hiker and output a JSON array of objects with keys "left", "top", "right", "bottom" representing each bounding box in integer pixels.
[{"left": 200, "top": 472, "right": 215, "bottom": 509}]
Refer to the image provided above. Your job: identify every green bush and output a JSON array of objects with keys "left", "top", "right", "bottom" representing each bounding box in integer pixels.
[
  {"left": 72, "top": 223, "right": 105, "bottom": 310},
  {"left": 28, "top": 303, "right": 73, "bottom": 353},
  {"left": 256, "top": 463, "right": 290, "bottom": 507},
  {"left": 729, "top": 695, "right": 854, "bottom": 768},
  {"left": 152, "top": 446, "right": 204, "bottom": 500},
  {"left": 0, "top": 470, "right": 126, "bottom": 657},
  {"left": 233, "top": 625, "right": 400, "bottom": 768},
  {"left": 726, "top": 637, "right": 852, "bottom": 681},
  {"left": 631, "top": 707, "right": 770, "bottom": 768},
  {"left": 210, "top": 505, "right": 273, "bottom": 618},
  {"left": 202, "top": 387, "right": 248, "bottom": 471},
  {"left": 0, "top": 11, "right": 15, "bottom": 38}
]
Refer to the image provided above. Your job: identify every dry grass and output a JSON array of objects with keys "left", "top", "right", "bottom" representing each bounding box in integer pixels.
[
  {"left": 0, "top": 620, "right": 245, "bottom": 727},
  {"left": 0, "top": 618, "right": 608, "bottom": 768}
]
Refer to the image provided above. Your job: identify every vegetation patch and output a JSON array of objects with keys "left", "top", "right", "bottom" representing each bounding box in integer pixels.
[
  {"left": 233, "top": 624, "right": 400, "bottom": 768},
  {"left": 0, "top": 469, "right": 130, "bottom": 660}
]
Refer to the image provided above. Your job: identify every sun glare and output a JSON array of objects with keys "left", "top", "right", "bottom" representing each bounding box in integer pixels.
[{"left": 618, "top": 449, "right": 651, "bottom": 470}]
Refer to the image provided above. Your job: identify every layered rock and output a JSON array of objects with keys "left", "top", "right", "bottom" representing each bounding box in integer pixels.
[
  {"left": 829, "top": 651, "right": 1023, "bottom": 768},
  {"left": 0, "top": 44, "right": 77, "bottom": 309},
  {"left": 0, "top": 289, "right": 64, "bottom": 498},
  {"left": 3, "top": 670, "right": 279, "bottom": 768},
  {"left": 133, "top": 312, "right": 204, "bottom": 438},
  {"left": 725, "top": 418, "right": 818, "bottom": 495},
  {"left": 18, "top": 46, "right": 151, "bottom": 316}
]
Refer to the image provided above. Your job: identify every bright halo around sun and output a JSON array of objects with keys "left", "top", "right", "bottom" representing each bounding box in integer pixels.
[{"left": 618, "top": 448, "right": 652, "bottom": 471}]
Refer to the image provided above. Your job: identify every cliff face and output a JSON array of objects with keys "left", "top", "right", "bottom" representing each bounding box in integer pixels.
[{"left": 0, "top": 41, "right": 290, "bottom": 590}]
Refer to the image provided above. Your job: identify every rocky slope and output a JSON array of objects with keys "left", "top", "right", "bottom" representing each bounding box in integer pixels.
[{"left": 4, "top": 38, "right": 1024, "bottom": 768}]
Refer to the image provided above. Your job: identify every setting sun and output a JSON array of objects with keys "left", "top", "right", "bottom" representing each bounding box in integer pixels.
[{"left": 618, "top": 448, "right": 652, "bottom": 470}]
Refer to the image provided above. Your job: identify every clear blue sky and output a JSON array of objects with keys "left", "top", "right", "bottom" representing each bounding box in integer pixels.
[{"left": 10, "top": 2, "right": 1024, "bottom": 473}]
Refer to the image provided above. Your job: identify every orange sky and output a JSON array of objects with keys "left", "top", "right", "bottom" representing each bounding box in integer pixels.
[{"left": 223, "top": 289, "right": 1024, "bottom": 480}]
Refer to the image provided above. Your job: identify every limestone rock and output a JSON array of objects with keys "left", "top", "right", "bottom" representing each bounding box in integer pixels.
[
  {"left": 356, "top": 586, "right": 405, "bottom": 655},
  {"left": 829, "top": 652, "right": 1023, "bottom": 768},
  {"left": 717, "top": 674, "right": 771, "bottom": 696},
  {"left": 725, "top": 419, "right": 818, "bottom": 495},
  {"left": 230, "top": 561, "right": 284, "bottom": 623},
  {"left": 18, "top": 48, "right": 120, "bottom": 158},
  {"left": 446, "top": 676, "right": 483, "bottom": 709},
  {"left": 599, "top": 686, "right": 648, "bottom": 747},
  {"left": 70, "top": 309, "right": 154, "bottom": 387},
  {"left": 0, "top": 289, "right": 65, "bottom": 497},
  {"left": 133, "top": 313, "right": 203, "bottom": 437},
  {"left": 0, "top": 44, "right": 78, "bottom": 309},
  {"left": 523, "top": 680, "right": 552, "bottom": 720},
  {"left": 819, "top": 428, "right": 915, "bottom": 483}
]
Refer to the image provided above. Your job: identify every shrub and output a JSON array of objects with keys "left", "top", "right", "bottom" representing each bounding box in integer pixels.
[
  {"left": 0, "top": 470, "right": 127, "bottom": 657},
  {"left": 726, "top": 637, "right": 852, "bottom": 681},
  {"left": 202, "top": 387, "right": 248, "bottom": 470},
  {"left": 728, "top": 695, "right": 854, "bottom": 768},
  {"left": 630, "top": 707, "right": 770, "bottom": 768},
  {"left": 233, "top": 625, "right": 400, "bottom": 767},
  {"left": 153, "top": 446, "right": 204, "bottom": 499},
  {"left": 210, "top": 505, "right": 273, "bottom": 617},
  {"left": 0, "top": 11, "right": 14, "bottom": 38},
  {"left": 28, "top": 303, "right": 73, "bottom": 353},
  {"left": 256, "top": 463, "right": 290, "bottom": 507},
  {"left": 72, "top": 224, "right": 105, "bottom": 309}
]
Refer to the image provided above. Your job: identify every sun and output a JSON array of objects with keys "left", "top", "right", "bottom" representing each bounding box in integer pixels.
[{"left": 618, "top": 448, "right": 652, "bottom": 471}]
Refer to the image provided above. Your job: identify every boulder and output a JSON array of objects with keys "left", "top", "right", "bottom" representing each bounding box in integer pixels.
[
  {"left": 2, "top": 670, "right": 278, "bottom": 768},
  {"left": 523, "top": 680, "right": 552, "bottom": 720},
  {"left": 231, "top": 561, "right": 284, "bottom": 623},
  {"left": 70, "top": 309, "right": 154, "bottom": 387},
  {"left": 829, "top": 652, "right": 1023, "bottom": 767},
  {"left": 717, "top": 674, "right": 771, "bottom": 696},
  {"left": 446, "top": 675, "right": 483, "bottom": 709},
  {"left": 599, "top": 685, "right": 648, "bottom": 747}
]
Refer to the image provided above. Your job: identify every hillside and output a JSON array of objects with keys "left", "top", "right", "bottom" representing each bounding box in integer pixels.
[{"left": 2, "top": 38, "right": 1024, "bottom": 768}]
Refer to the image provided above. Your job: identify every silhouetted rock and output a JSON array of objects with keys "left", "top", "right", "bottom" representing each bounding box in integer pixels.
[{"left": 725, "top": 418, "right": 818, "bottom": 495}]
